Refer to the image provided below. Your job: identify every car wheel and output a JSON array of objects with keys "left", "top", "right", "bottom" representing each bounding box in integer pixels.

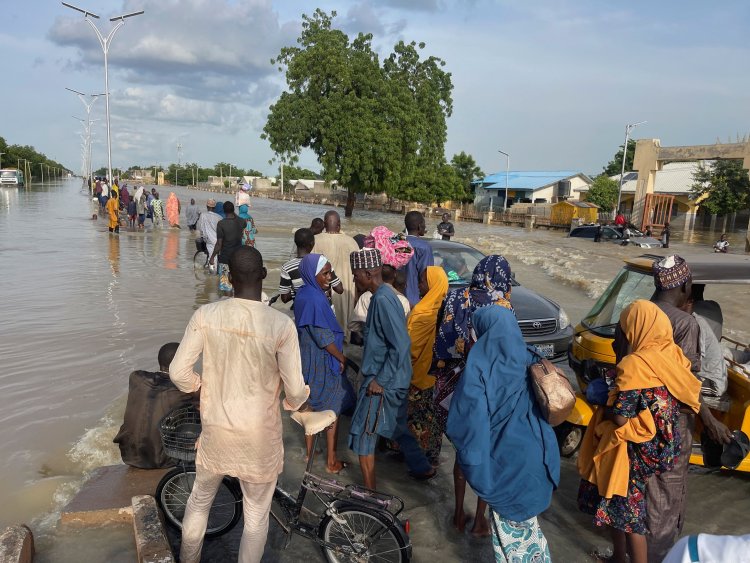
[{"left": 556, "top": 422, "right": 583, "bottom": 457}]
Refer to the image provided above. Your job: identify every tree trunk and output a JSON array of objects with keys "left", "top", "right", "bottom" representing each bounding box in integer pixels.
[{"left": 345, "top": 188, "right": 356, "bottom": 217}]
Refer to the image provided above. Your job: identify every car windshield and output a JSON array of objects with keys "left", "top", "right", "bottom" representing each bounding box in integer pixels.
[
  {"left": 1, "top": 171, "right": 16, "bottom": 178},
  {"left": 431, "top": 245, "right": 519, "bottom": 286},
  {"left": 581, "top": 267, "right": 655, "bottom": 336}
]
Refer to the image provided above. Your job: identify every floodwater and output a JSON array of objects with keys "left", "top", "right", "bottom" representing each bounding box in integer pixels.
[{"left": 0, "top": 180, "right": 749, "bottom": 561}]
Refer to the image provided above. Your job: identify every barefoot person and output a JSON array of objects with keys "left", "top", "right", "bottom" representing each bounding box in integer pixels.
[
  {"left": 348, "top": 248, "right": 435, "bottom": 490},
  {"left": 434, "top": 255, "right": 515, "bottom": 535},
  {"left": 170, "top": 247, "right": 312, "bottom": 563},
  {"left": 448, "top": 305, "right": 559, "bottom": 562},
  {"left": 294, "top": 254, "right": 356, "bottom": 473}
]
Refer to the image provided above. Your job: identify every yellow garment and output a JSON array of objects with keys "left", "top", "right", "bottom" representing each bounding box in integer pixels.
[
  {"left": 407, "top": 266, "right": 449, "bottom": 389},
  {"left": 106, "top": 196, "right": 119, "bottom": 229},
  {"left": 578, "top": 300, "right": 701, "bottom": 498}
]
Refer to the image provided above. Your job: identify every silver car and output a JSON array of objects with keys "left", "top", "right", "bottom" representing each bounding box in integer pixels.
[{"left": 569, "top": 225, "right": 663, "bottom": 248}]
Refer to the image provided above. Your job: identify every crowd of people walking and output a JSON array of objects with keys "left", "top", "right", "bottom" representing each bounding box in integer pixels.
[{"left": 106, "top": 190, "right": 744, "bottom": 563}]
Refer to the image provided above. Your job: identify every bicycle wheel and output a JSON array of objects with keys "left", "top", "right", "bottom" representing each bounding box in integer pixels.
[
  {"left": 319, "top": 504, "right": 410, "bottom": 563},
  {"left": 155, "top": 468, "right": 243, "bottom": 538}
]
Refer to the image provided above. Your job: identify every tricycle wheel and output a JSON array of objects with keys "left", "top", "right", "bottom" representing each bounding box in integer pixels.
[{"left": 556, "top": 422, "right": 583, "bottom": 457}]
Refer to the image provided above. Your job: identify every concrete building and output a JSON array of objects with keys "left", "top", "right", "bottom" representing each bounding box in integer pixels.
[
  {"left": 577, "top": 161, "right": 710, "bottom": 230},
  {"left": 292, "top": 179, "right": 336, "bottom": 195},
  {"left": 473, "top": 171, "right": 592, "bottom": 210},
  {"left": 628, "top": 139, "right": 750, "bottom": 250}
]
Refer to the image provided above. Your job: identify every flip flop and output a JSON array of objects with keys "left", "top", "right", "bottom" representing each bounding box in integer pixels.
[{"left": 326, "top": 461, "right": 349, "bottom": 475}]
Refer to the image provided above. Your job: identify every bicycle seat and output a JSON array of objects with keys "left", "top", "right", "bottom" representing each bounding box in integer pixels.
[{"left": 291, "top": 410, "right": 336, "bottom": 435}]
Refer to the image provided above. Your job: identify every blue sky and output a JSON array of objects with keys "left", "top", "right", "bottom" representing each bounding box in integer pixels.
[{"left": 1, "top": 0, "right": 749, "bottom": 177}]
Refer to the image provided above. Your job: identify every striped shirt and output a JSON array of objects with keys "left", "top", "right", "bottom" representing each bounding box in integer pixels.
[{"left": 278, "top": 257, "right": 342, "bottom": 300}]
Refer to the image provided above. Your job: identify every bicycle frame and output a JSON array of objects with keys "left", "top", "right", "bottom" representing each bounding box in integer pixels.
[{"left": 270, "top": 433, "right": 408, "bottom": 553}]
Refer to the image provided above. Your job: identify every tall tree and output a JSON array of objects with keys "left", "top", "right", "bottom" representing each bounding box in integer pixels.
[
  {"left": 263, "top": 10, "right": 455, "bottom": 215},
  {"left": 602, "top": 138, "right": 637, "bottom": 177},
  {"left": 585, "top": 175, "right": 620, "bottom": 212},
  {"left": 450, "top": 151, "right": 484, "bottom": 194},
  {"left": 691, "top": 159, "right": 750, "bottom": 216}
]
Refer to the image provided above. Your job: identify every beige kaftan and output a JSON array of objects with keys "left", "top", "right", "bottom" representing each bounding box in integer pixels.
[
  {"left": 170, "top": 298, "right": 309, "bottom": 483},
  {"left": 313, "top": 232, "right": 360, "bottom": 342}
]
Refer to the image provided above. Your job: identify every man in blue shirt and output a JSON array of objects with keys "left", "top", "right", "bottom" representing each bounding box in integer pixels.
[
  {"left": 401, "top": 211, "right": 434, "bottom": 307},
  {"left": 348, "top": 248, "right": 435, "bottom": 490}
]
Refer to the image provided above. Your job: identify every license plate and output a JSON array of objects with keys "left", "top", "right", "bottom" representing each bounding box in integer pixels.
[{"left": 534, "top": 344, "right": 555, "bottom": 358}]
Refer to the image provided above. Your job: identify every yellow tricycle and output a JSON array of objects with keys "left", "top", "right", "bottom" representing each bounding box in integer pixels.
[{"left": 559, "top": 253, "right": 750, "bottom": 472}]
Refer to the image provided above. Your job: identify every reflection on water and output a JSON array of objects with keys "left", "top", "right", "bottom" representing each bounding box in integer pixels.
[{"left": 0, "top": 181, "right": 748, "bottom": 556}]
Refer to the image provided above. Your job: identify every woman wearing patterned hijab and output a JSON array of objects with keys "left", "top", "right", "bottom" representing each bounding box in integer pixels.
[{"left": 433, "top": 255, "right": 515, "bottom": 535}]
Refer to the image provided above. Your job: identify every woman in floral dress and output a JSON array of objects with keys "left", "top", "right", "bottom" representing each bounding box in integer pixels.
[{"left": 577, "top": 300, "right": 701, "bottom": 563}]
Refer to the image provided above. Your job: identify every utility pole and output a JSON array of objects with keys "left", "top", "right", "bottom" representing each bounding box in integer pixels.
[
  {"left": 616, "top": 120, "right": 646, "bottom": 215},
  {"left": 176, "top": 142, "right": 183, "bottom": 186}
]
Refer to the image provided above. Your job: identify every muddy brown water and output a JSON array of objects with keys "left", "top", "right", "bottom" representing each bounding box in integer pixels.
[{"left": 1, "top": 180, "right": 748, "bottom": 560}]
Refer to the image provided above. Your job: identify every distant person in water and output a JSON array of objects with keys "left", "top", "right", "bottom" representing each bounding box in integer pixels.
[
  {"left": 185, "top": 198, "right": 200, "bottom": 231},
  {"left": 152, "top": 192, "right": 165, "bottom": 227},
  {"left": 166, "top": 192, "right": 181, "bottom": 228},
  {"left": 714, "top": 234, "right": 729, "bottom": 253},
  {"left": 106, "top": 188, "right": 120, "bottom": 233},
  {"left": 127, "top": 197, "right": 137, "bottom": 229},
  {"left": 113, "top": 342, "right": 199, "bottom": 469},
  {"left": 661, "top": 222, "right": 671, "bottom": 248}
]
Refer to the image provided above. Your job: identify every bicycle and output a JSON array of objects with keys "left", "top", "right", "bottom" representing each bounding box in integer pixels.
[{"left": 156, "top": 370, "right": 412, "bottom": 561}]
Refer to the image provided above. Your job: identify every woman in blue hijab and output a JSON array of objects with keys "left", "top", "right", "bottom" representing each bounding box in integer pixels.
[
  {"left": 447, "top": 305, "right": 559, "bottom": 562},
  {"left": 295, "top": 253, "right": 356, "bottom": 473},
  {"left": 214, "top": 200, "right": 226, "bottom": 218},
  {"left": 433, "top": 254, "right": 515, "bottom": 535}
]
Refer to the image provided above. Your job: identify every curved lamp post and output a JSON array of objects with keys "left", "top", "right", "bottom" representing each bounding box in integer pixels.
[{"left": 61, "top": 2, "right": 144, "bottom": 187}]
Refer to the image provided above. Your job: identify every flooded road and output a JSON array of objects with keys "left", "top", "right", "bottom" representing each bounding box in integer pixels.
[{"left": 0, "top": 180, "right": 748, "bottom": 560}]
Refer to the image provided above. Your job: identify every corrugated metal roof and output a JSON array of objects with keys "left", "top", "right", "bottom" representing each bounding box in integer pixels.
[
  {"left": 475, "top": 170, "right": 587, "bottom": 191},
  {"left": 578, "top": 161, "right": 713, "bottom": 194}
]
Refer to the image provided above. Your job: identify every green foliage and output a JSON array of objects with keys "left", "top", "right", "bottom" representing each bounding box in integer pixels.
[
  {"left": 0, "top": 135, "right": 69, "bottom": 180},
  {"left": 262, "top": 10, "right": 454, "bottom": 215},
  {"left": 586, "top": 175, "right": 620, "bottom": 212},
  {"left": 691, "top": 159, "right": 750, "bottom": 216},
  {"left": 392, "top": 164, "right": 465, "bottom": 205},
  {"left": 602, "top": 138, "right": 636, "bottom": 177},
  {"left": 450, "top": 151, "right": 484, "bottom": 194}
]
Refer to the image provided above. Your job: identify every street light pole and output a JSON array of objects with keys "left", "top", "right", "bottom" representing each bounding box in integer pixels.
[
  {"left": 62, "top": 2, "right": 144, "bottom": 189},
  {"left": 66, "top": 88, "right": 104, "bottom": 192},
  {"left": 615, "top": 120, "right": 646, "bottom": 215},
  {"left": 498, "top": 149, "right": 510, "bottom": 211}
]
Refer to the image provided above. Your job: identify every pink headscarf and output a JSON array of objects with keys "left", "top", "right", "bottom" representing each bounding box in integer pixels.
[{"left": 364, "top": 226, "right": 414, "bottom": 268}]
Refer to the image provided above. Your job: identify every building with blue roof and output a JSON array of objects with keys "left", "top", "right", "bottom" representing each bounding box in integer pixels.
[{"left": 472, "top": 170, "right": 592, "bottom": 209}]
